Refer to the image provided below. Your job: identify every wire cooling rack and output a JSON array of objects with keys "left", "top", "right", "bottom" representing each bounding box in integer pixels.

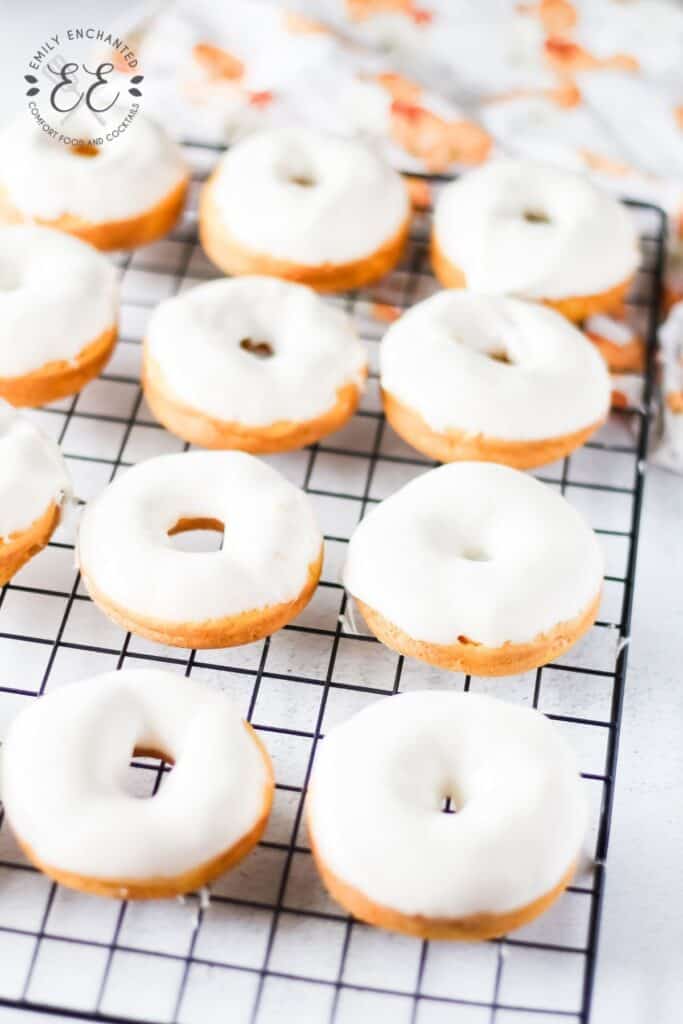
[{"left": 0, "top": 144, "right": 666, "bottom": 1024}]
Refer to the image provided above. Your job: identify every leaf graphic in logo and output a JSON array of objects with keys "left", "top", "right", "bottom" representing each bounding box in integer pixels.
[
  {"left": 26, "top": 88, "right": 40, "bottom": 96},
  {"left": 128, "top": 87, "right": 142, "bottom": 97},
  {"left": 130, "top": 75, "right": 144, "bottom": 84},
  {"left": 24, "top": 75, "right": 38, "bottom": 84}
]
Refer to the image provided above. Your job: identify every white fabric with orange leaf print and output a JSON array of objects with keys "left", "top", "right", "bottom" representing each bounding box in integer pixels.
[
  {"left": 131, "top": 0, "right": 683, "bottom": 227},
  {"left": 132, "top": 0, "right": 493, "bottom": 174},
  {"left": 306, "top": 0, "right": 683, "bottom": 223}
]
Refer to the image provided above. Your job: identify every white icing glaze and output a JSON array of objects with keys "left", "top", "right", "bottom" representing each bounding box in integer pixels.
[
  {"left": 1, "top": 669, "right": 271, "bottom": 879},
  {"left": 0, "top": 225, "right": 118, "bottom": 378},
  {"left": 381, "top": 291, "right": 610, "bottom": 440},
  {"left": 585, "top": 314, "right": 635, "bottom": 347},
  {"left": 146, "top": 276, "right": 367, "bottom": 425},
  {"left": 433, "top": 158, "right": 639, "bottom": 299},
  {"left": 0, "top": 401, "right": 71, "bottom": 540},
  {"left": 207, "top": 128, "right": 409, "bottom": 264},
  {"left": 0, "top": 112, "right": 187, "bottom": 223},
  {"left": 308, "top": 690, "right": 587, "bottom": 919},
  {"left": 343, "top": 461, "right": 603, "bottom": 647},
  {"left": 78, "top": 450, "right": 322, "bottom": 622}
]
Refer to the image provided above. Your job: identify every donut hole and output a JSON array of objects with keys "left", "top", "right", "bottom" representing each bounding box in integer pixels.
[
  {"left": 71, "top": 143, "right": 100, "bottom": 158},
  {"left": 275, "top": 156, "right": 317, "bottom": 189},
  {"left": 240, "top": 337, "right": 274, "bottom": 359},
  {"left": 167, "top": 516, "right": 225, "bottom": 553},
  {"left": 126, "top": 746, "right": 175, "bottom": 799},
  {"left": 488, "top": 349, "right": 514, "bottom": 365},
  {"left": 289, "top": 173, "right": 316, "bottom": 188},
  {"left": 522, "top": 208, "right": 550, "bottom": 224},
  {"left": 441, "top": 795, "right": 458, "bottom": 814},
  {"left": 460, "top": 545, "right": 490, "bottom": 562},
  {"left": 446, "top": 325, "right": 515, "bottom": 366}
]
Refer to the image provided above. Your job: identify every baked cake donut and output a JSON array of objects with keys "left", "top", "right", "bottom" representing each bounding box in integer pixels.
[
  {"left": 78, "top": 451, "right": 323, "bottom": 648},
  {"left": 344, "top": 462, "right": 603, "bottom": 676},
  {"left": 432, "top": 159, "right": 639, "bottom": 321},
  {"left": 199, "top": 128, "right": 410, "bottom": 292},
  {"left": 0, "top": 226, "right": 118, "bottom": 406},
  {"left": 0, "top": 401, "right": 71, "bottom": 585},
  {"left": 0, "top": 113, "right": 188, "bottom": 250},
  {"left": 584, "top": 314, "right": 646, "bottom": 373},
  {"left": 143, "top": 277, "right": 367, "bottom": 452},
  {"left": 308, "top": 690, "right": 587, "bottom": 940},
  {"left": 381, "top": 292, "right": 611, "bottom": 468},
  {"left": 2, "top": 669, "right": 273, "bottom": 898}
]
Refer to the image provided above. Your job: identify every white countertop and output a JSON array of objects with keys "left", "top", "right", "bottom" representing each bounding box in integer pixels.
[{"left": 592, "top": 464, "right": 683, "bottom": 1024}]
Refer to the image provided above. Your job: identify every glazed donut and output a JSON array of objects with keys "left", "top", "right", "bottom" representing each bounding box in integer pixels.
[
  {"left": 344, "top": 461, "right": 603, "bottom": 676},
  {"left": 143, "top": 277, "right": 367, "bottom": 452},
  {"left": 308, "top": 690, "right": 587, "bottom": 940},
  {"left": 432, "top": 159, "right": 639, "bottom": 322},
  {"left": 199, "top": 129, "right": 410, "bottom": 292},
  {"left": 0, "top": 401, "right": 71, "bottom": 585},
  {"left": 0, "top": 226, "right": 118, "bottom": 406},
  {"left": 78, "top": 451, "right": 323, "bottom": 648},
  {"left": 584, "top": 314, "right": 645, "bottom": 373},
  {"left": 0, "top": 113, "right": 188, "bottom": 250},
  {"left": 2, "top": 669, "right": 274, "bottom": 898},
  {"left": 381, "top": 292, "right": 611, "bottom": 468}
]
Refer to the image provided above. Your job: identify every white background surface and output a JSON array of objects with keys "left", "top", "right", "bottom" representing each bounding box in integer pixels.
[{"left": 1, "top": 3, "right": 682, "bottom": 1023}]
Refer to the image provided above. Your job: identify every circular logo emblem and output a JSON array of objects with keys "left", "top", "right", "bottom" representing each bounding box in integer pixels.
[{"left": 24, "top": 27, "right": 144, "bottom": 147}]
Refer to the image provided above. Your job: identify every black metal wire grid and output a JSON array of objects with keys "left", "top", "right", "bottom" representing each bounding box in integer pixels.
[{"left": 0, "top": 145, "right": 666, "bottom": 1024}]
